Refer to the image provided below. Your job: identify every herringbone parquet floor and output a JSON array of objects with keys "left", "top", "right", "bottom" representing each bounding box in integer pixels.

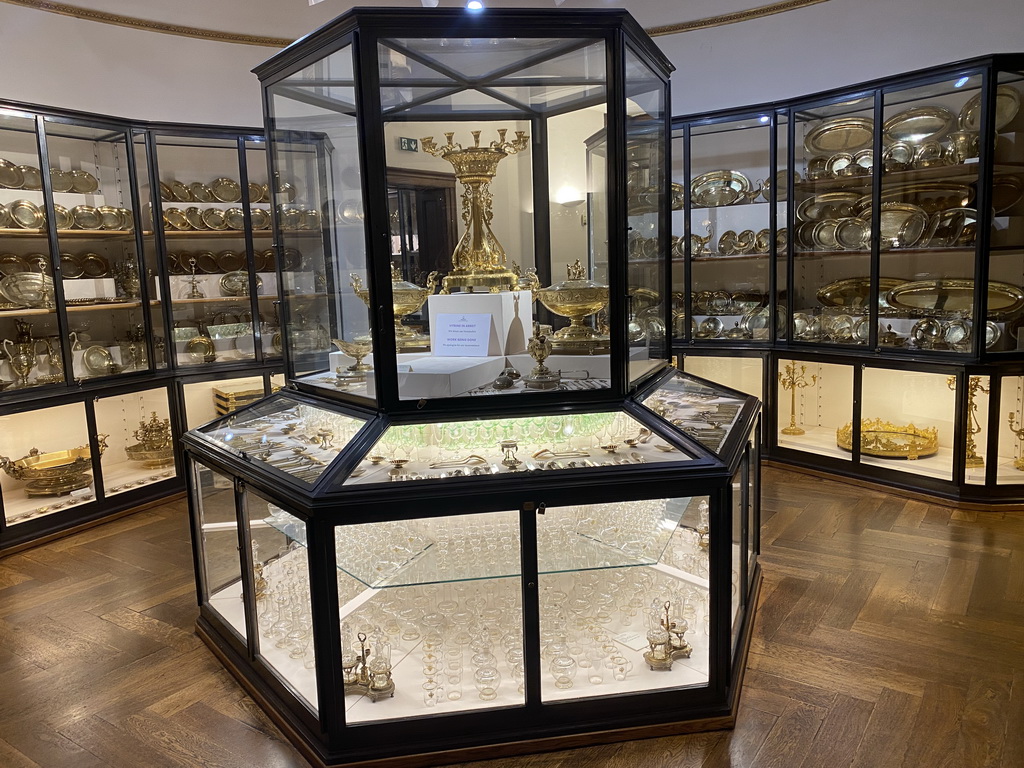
[{"left": 0, "top": 466, "right": 1021, "bottom": 767}]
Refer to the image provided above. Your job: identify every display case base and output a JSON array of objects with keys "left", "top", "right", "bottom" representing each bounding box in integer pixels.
[{"left": 194, "top": 566, "right": 762, "bottom": 768}]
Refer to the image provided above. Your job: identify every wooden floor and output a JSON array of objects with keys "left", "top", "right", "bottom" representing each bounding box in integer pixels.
[{"left": 1, "top": 466, "right": 1022, "bottom": 768}]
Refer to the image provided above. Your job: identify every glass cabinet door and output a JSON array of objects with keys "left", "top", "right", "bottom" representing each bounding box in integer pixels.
[
  {"left": 0, "top": 402, "right": 95, "bottom": 526},
  {"left": 0, "top": 110, "right": 62, "bottom": 390},
  {"left": 93, "top": 386, "right": 176, "bottom": 496},
  {"left": 775, "top": 358, "right": 854, "bottom": 461},
  {"left": 334, "top": 510, "right": 525, "bottom": 723},
  {"left": 266, "top": 43, "right": 375, "bottom": 403},
  {"left": 792, "top": 94, "right": 877, "bottom": 347},
  {"left": 625, "top": 47, "right": 669, "bottom": 385},
  {"left": 247, "top": 494, "right": 317, "bottom": 714},
  {"left": 988, "top": 70, "right": 1024, "bottom": 356},
  {"left": 688, "top": 115, "right": 773, "bottom": 345},
  {"left": 153, "top": 134, "right": 258, "bottom": 370},
  {"left": 43, "top": 119, "right": 148, "bottom": 381},
  {"left": 879, "top": 73, "right": 984, "bottom": 355},
  {"left": 133, "top": 129, "right": 168, "bottom": 370},
  {"left": 243, "top": 138, "right": 281, "bottom": 364},
  {"left": 194, "top": 461, "right": 246, "bottom": 642},
  {"left": 536, "top": 495, "right": 711, "bottom": 701}
]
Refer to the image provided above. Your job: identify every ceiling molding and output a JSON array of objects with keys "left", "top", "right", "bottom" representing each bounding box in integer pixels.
[
  {"left": 2, "top": 0, "right": 828, "bottom": 48},
  {"left": 645, "top": 0, "right": 829, "bottom": 37},
  {"left": 0, "top": 0, "right": 293, "bottom": 48}
]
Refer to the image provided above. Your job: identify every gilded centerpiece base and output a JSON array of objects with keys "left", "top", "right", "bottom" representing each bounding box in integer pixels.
[
  {"left": 0, "top": 443, "right": 105, "bottom": 497},
  {"left": 125, "top": 445, "right": 175, "bottom": 469},
  {"left": 126, "top": 413, "right": 174, "bottom": 469},
  {"left": 440, "top": 268, "right": 518, "bottom": 295},
  {"left": 836, "top": 418, "right": 939, "bottom": 460}
]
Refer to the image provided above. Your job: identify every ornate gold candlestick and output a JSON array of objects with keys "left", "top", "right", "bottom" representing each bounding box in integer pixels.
[
  {"left": 422, "top": 129, "right": 528, "bottom": 294},
  {"left": 1008, "top": 411, "right": 1024, "bottom": 471},
  {"left": 778, "top": 362, "right": 817, "bottom": 436},
  {"left": 948, "top": 375, "right": 989, "bottom": 468}
]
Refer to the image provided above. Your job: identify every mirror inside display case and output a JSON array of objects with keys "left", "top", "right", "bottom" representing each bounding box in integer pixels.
[
  {"left": 93, "top": 387, "right": 176, "bottom": 497},
  {"left": 774, "top": 358, "right": 854, "bottom": 460},
  {"left": 0, "top": 402, "right": 95, "bottom": 526},
  {"left": 792, "top": 94, "right": 877, "bottom": 347},
  {"left": 686, "top": 116, "right": 773, "bottom": 345},
  {"left": 196, "top": 394, "right": 368, "bottom": 486},
  {"left": 638, "top": 369, "right": 749, "bottom": 455},
  {"left": 0, "top": 111, "right": 63, "bottom": 391},
  {"left": 339, "top": 411, "right": 692, "bottom": 488}
]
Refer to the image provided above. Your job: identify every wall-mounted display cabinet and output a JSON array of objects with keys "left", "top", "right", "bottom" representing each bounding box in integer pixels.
[
  {"left": 672, "top": 54, "right": 1024, "bottom": 504},
  {"left": 182, "top": 8, "right": 760, "bottom": 768},
  {"left": 0, "top": 98, "right": 287, "bottom": 552}
]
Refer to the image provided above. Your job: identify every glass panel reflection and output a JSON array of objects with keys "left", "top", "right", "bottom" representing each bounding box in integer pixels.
[
  {"left": 268, "top": 43, "right": 375, "bottom": 403},
  {"left": 249, "top": 497, "right": 317, "bottom": 713},
  {"left": 344, "top": 411, "right": 691, "bottom": 486},
  {"left": 331, "top": 510, "right": 525, "bottom": 723},
  {"left": 639, "top": 370, "right": 748, "bottom": 454},
  {"left": 195, "top": 461, "right": 246, "bottom": 640},
  {"left": 537, "top": 496, "right": 711, "bottom": 702}
]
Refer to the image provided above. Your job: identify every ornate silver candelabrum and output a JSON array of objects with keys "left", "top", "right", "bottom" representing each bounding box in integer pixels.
[
  {"left": 341, "top": 631, "right": 395, "bottom": 703},
  {"left": 643, "top": 600, "right": 693, "bottom": 671}
]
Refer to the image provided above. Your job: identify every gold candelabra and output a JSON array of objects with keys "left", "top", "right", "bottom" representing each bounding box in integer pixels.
[
  {"left": 948, "top": 375, "right": 989, "bottom": 468},
  {"left": 421, "top": 129, "right": 528, "bottom": 294},
  {"left": 778, "top": 362, "right": 817, "bottom": 436},
  {"left": 1007, "top": 411, "right": 1024, "bottom": 471}
]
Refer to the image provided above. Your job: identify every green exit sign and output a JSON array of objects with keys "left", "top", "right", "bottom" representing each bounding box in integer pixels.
[{"left": 399, "top": 137, "right": 419, "bottom": 152}]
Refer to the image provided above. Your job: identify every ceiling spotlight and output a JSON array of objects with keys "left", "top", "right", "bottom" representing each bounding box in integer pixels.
[
  {"left": 466, "top": 0, "right": 484, "bottom": 10},
  {"left": 759, "top": 115, "right": 769, "bottom": 123}
]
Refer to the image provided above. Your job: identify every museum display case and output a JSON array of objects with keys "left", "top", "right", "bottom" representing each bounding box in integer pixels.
[
  {"left": 0, "top": 381, "right": 183, "bottom": 550},
  {"left": 181, "top": 8, "right": 760, "bottom": 768},
  {"left": 672, "top": 54, "right": 1024, "bottom": 504},
  {"left": 0, "top": 98, "right": 288, "bottom": 551}
]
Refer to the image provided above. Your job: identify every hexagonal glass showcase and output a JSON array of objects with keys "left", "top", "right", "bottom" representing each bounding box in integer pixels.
[{"left": 182, "top": 8, "right": 760, "bottom": 768}]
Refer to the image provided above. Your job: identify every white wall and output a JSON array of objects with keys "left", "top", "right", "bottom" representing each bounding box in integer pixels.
[
  {"left": 0, "top": 3, "right": 269, "bottom": 126},
  {"left": 0, "top": 0, "right": 1020, "bottom": 124},
  {"left": 659, "top": 0, "right": 1024, "bottom": 116}
]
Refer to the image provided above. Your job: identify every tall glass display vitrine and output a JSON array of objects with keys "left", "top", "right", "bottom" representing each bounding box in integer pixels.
[
  {"left": 183, "top": 9, "right": 760, "bottom": 768},
  {"left": 672, "top": 54, "right": 1024, "bottom": 505}
]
